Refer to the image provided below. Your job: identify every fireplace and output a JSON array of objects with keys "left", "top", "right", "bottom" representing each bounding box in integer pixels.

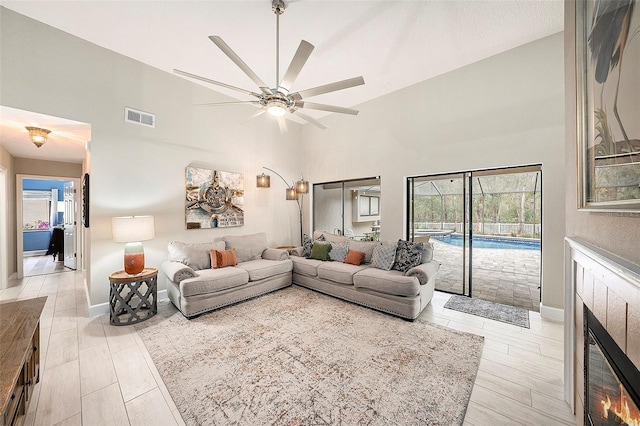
[{"left": 586, "top": 308, "right": 640, "bottom": 426}]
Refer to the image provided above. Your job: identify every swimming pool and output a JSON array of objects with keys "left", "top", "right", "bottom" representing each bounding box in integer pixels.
[{"left": 432, "top": 234, "right": 541, "bottom": 251}]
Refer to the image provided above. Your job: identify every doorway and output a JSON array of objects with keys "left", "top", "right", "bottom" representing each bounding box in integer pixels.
[
  {"left": 407, "top": 165, "right": 542, "bottom": 311},
  {"left": 17, "top": 175, "right": 81, "bottom": 278}
]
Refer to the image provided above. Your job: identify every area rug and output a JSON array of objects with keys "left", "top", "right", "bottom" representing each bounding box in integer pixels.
[
  {"left": 136, "top": 286, "right": 484, "bottom": 425},
  {"left": 444, "top": 295, "right": 530, "bottom": 328}
]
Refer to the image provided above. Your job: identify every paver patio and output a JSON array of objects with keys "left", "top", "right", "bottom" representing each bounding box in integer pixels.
[{"left": 431, "top": 238, "right": 541, "bottom": 312}]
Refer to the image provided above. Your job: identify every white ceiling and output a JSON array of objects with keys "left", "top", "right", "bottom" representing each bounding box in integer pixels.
[{"left": 0, "top": 0, "right": 563, "bottom": 162}]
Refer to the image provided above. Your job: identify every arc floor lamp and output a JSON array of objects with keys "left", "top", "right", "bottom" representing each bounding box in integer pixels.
[{"left": 257, "top": 167, "right": 308, "bottom": 245}]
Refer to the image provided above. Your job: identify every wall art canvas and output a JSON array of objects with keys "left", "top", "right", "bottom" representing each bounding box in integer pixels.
[
  {"left": 577, "top": 0, "right": 640, "bottom": 210},
  {"left": 185, "top": 166, "right": 244, "bottom": 229}
]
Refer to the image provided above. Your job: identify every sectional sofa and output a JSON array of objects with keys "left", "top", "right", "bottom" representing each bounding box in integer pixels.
[{"left": 161, "top": 231, "right": 440, "bottom": 320}]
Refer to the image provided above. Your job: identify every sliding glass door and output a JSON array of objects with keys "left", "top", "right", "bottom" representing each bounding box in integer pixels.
[
  {"left": 407, "top": 172, "right": 470, "bottom": 296},
  {"left": 407, "top": 165, "right": 542, "bottom": 310}
]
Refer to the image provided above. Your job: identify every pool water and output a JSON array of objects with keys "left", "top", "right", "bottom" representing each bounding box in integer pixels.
[{"left": 432, "top": 234, "right": 540, "bottom": 251}]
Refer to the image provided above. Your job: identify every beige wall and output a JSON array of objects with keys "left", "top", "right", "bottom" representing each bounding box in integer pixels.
[
  {"left": 564, "top": 1, "right": 640, "bottom": 266},
  {"left": 0, "top": 145, "right": 16, "bottom": 285},
  {"left": 14, "top": 158, "right": 82, "bottom": 178},
  {"left": 302, "top": 33, "right": 566, "bottom": 311},
  {"left": 1, "top": 8, "right": 304, "bottom": 307}
]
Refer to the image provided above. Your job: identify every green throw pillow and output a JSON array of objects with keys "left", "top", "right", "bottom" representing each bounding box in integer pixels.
[{"left": 309, "top": 242, "right": 331, "bottom": 261}]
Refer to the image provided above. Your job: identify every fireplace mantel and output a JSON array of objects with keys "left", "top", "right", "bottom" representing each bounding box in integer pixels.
[{"left": 564, "top": 237, "right": 640, "bottom": 425}]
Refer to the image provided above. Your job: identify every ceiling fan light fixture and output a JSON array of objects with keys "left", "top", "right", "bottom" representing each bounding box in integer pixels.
[
  {"left": 25, "top": 126, "right": 51, "bottom": 148},
  {"left": 267, "top": 99, "right": 287, "bottom": 117}
]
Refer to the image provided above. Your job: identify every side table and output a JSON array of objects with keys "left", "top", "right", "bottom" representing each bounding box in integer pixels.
[{"left": 109, "top": 268, "right": 158, "bottom": 326}]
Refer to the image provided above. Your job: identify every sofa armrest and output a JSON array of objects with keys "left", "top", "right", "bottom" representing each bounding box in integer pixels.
[
  {"left": 161, "top": 260, "right": 198, "bottom": 283},
  {"left": 404, "top": 261, "right": 440, "bottom": 286},
  {"left": 262, "top": 248, "right": 290, "bottom": 261},
  {"left": 289, "top": 247, "right": 304, "bottom": 257}
]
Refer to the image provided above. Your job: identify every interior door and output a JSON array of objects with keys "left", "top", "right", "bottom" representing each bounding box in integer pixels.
[{"left": 63, "top": 181, "right": 77, "bottom": 270}]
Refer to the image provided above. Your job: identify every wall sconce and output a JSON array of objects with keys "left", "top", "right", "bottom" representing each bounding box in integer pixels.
[
  {"left": 256, "top": 173, "right": 271, "bottom": 188},
  {"left": 26, "top": 126, "right": 51, "bottom": 148},
  {"left": 112, "top": 215, "right": 155, "bottom": 275}
]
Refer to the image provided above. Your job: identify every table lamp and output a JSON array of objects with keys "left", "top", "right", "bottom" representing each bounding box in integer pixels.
[{"left": 112, "top": 215, "right": 155, "bottom": 275}]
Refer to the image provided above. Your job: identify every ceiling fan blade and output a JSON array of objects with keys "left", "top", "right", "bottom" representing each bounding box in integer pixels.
[
  {"left": 242, "top": 109, "right": 267, "bottom": 125},
  {"left": 279, "top": 40, "right": 314, "bottom": 93},
  {"left": 294, "top": 111, "right": 327, "bottom": 130},
  {"left": 174, "top": 69, "right": 259, "bottom": 97},
  {"left": 293, "top": 76, "right": 365, "bottom": 100},
  {"left": 196, "top": 101, "right": 260, "bottom": 107},
  {"left": 295, "top": 101, "right": 359, "bottom": 116},
  {"left": 277, "top": 117, "right": 288, "bottom": 134},
  {"left": 209, "top": 36, "right": 271, "bottom": 94}
]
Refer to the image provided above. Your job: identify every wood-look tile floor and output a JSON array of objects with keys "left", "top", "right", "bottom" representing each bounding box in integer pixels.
[
  {"left": 1, "top": 271, "right": 574, "bottom": 425},
  {"left": 23, "top": 255, "right": 69, "bottom": 277}
]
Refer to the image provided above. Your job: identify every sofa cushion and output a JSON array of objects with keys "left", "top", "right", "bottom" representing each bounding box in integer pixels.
[
  {"left": 318, "top": 262, "right": 369, "bottom": 285},
  {"left": 168, "top": 241, "right": 226, "bottom": 270},
  {"left": 344, "top": 250, "right": 365, "bottom": 265},
  {"left": 223, "top": 233, "right": 267, "bottom": 263},
  {"left": 353, "top": 268, "right": 421, "bottom": 297},
  {"left": 370, "top": 243, "right": 397, "bottom": 271},
  {"left": 290, "top": 256, "right": 322, "bottom": 277},
  {"left": 179, "top": 268, "right": 249, "bottom": 297},
  {"left": 211, "top": 248, "right": 238, "bottom": 269},
  {"left": 329, "top": 242, "right": 349, "bottom": 262},
  {"left": 348, "top": 240, "right": 381, "bottom": 264},
  {"left": 392, "top": 240, "right": 424, "bottom": 273},
  {"left": 238, "top": 258, "right": 293, "bottom": 281}
]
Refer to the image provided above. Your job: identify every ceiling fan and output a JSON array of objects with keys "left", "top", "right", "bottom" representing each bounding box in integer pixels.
[{"left": 174, "top": 0, "right": 365, "bottom": 131}]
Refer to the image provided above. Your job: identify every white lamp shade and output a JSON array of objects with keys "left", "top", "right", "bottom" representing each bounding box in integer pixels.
[{"left": 112, "top": 216, "right": 155, "bottom": 242}]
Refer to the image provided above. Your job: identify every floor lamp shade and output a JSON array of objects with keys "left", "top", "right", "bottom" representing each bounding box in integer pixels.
[
  {"left": 257, "top": 173, "right": 270, "bottom": 188},
  {"left": 112, "top": 216, "right": 155, "bottom": 275}
]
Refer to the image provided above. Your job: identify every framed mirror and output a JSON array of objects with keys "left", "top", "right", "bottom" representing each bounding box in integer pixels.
[{"left": 576, "top": 0, "right": 640, "bottom": 211}]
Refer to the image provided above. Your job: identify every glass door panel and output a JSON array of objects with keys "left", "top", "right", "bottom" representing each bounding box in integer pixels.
[{"left": 408, "top": 173, "right": 469, "bottom": 296}]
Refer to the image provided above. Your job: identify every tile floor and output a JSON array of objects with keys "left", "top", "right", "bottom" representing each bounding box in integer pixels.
[
  {"left": 1, "top": 270, "right": 574, "bottom": 425},
  {"left": 23, "top": 255, "right": 68, "bottom": 277}
]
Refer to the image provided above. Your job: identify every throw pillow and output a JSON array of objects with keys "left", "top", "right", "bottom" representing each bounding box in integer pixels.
[
  {"left": 392, "top": 239, "right": 424, "bottom": 273},
  {"left": 370, "top": 243, "right": 397, "bottom": 271},
  {"left": 420, "top": 242, "right": 434, "bottom": 264},
  {"left": 329, "top": 242, "right": 349, "bottom": 262},
  {"left": 210, "top": 248, "right": 238, "bottom": 268},
  {"left": 343, "top": 250, "right": 365, "bottom": 266},
  {"left": 302, "top": 235, "right": 314, "bottom": 257},
  {"left": 310, "top": 242, "right": 331, "bottom": 261}
]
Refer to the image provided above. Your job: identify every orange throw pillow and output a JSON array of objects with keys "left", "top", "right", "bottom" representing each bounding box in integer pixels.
[
  {"left": 343, "top": 250, "right": 365, "bottom": 266},
  {"left": 210, "top": 248, "right": 238, "bottom": 268}
]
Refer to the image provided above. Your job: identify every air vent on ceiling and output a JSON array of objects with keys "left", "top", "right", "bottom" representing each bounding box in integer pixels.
[{"left": 124, "top": 107, "right": 155, "bottom": 128}]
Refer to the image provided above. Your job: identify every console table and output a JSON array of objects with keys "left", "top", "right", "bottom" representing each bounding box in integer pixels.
[
  {"left": 109, "top": 268, "right": 158, "bottom": 326},
  {"left": 0, "top": 297, "right": 46, "bottom": 426}
]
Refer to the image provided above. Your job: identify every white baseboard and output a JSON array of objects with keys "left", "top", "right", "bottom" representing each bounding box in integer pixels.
[
  {"left": 540, "top": 302, "right": 564, "bottom": 322},
  {"left": 89, "top": 289, "right": 168, "bottom": 318}
]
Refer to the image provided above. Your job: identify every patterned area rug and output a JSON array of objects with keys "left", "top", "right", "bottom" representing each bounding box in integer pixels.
[
  {"left": 444, "top": 295, "right": 530, "bottom": 328},
  {"left": 137, "top": 287, "right": 484, "bottom": 425}
]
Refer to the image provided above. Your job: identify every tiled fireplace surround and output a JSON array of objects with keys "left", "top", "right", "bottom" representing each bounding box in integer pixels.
[{"left": 565, "top": 238, "right": 640, "bottom": 425}]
